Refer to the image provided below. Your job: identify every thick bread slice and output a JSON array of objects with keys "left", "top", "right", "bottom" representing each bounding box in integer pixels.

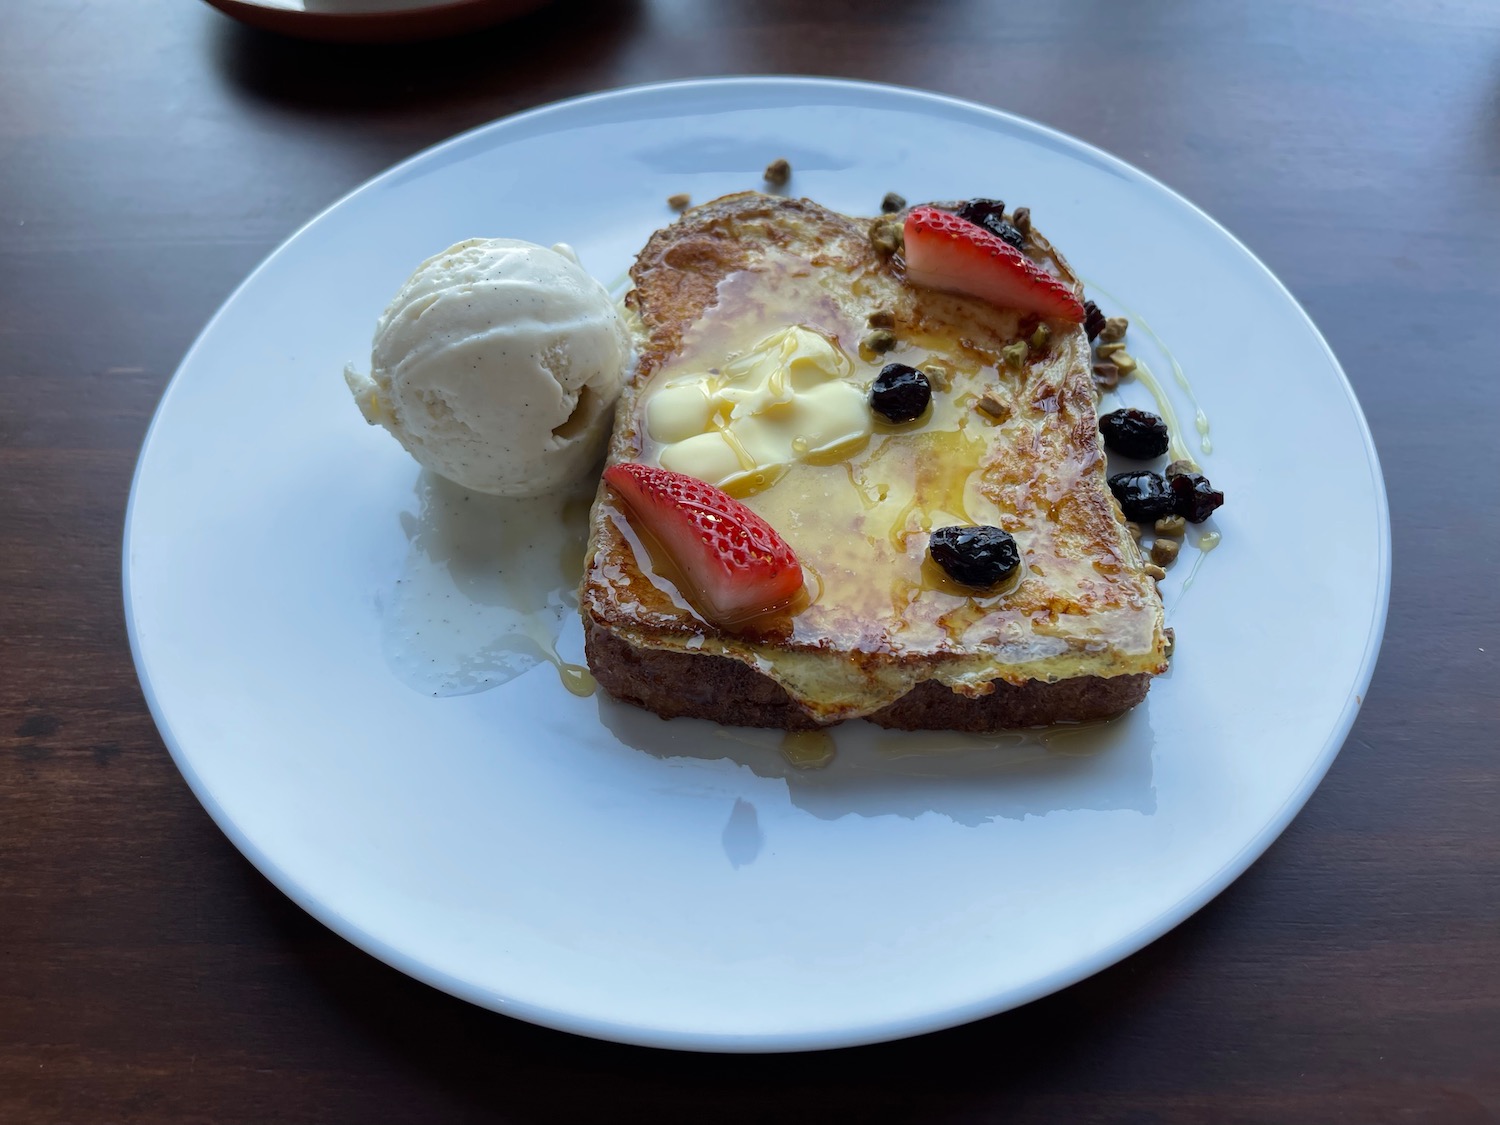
[{"left": 582, "top": 192, "right": 1167, "bottom": 729}]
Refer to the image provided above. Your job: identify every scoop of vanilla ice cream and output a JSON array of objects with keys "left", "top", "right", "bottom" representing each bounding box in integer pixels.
[{"left": 344, "top": 238, "right": 631, "bottom": 497}]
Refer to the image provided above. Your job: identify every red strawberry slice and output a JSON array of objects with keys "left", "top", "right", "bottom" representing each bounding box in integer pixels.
[
  {"left": 603, "top": 463, "right": 804, "bottom": 627},
  {"left": 902, "top": 205, "right": 1085, "bottom": 323}
]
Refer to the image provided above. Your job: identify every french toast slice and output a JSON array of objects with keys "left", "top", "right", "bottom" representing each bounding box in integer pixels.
[{"left": 582, "top": 192, "right": 1167, "bottom": 730}]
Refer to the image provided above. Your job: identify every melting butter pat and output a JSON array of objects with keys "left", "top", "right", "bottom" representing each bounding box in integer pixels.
[{"left": 646, "top": 325, "right": 872, "bottom": 495}]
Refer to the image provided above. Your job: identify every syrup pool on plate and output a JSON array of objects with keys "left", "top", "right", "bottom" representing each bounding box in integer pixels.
[{"left": 380, "top": 472, "right": 596, "bottom": 696}]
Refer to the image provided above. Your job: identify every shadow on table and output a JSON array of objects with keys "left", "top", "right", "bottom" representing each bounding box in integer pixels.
[{"left": 208, "top": 0, "right": 643, "bottom": 114}]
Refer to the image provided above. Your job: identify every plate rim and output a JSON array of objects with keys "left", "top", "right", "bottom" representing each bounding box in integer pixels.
[{"left": 123, "top": 75, "right": 1393, "bottom": 1052}]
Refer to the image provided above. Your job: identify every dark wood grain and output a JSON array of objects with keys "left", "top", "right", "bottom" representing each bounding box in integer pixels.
[{"left": 3, "top": 0, "right": 1497, "bottom": 1121}]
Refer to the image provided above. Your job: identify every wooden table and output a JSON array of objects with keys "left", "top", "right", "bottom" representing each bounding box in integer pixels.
[{"left": 3, "top": 0, "right": 1496, "bottom": 1120}]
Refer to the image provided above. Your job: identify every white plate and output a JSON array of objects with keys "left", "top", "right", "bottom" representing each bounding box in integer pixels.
[{"left": 124, "top": 78, "right": 1389, "bottom": 1052}]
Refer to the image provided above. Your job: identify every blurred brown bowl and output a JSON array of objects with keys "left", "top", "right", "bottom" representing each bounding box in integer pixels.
[{"left": 201, "top": 0, "right": 557, "bottom": 44}]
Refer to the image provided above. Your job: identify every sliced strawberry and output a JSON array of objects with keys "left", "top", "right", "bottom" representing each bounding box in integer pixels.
[
  {"left": 603, "top": 462, "right": 804, "bottom": 627},
  {"left": 902, "top": 205, "right": 1085, "bottom": 323}
]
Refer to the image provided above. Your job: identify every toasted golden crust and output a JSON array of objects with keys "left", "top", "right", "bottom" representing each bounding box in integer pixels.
[
  {"left": 582, "top": 192, "right": 1166, "bottom": 729},
  {"left": 586, "top": 620, "right": 1151, "bottom": 731},
  {"left": 626, "top": 194, "right": 872, "bottom": 379}
]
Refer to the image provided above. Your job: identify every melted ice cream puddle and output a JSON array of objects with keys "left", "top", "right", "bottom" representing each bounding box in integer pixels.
[{"left": 383, "top": 471, "right": 595, "bottom": 696}]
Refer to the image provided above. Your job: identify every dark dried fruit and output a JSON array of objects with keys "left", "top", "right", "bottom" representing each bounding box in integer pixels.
[
  {"left": 984, "top": 217, "right": 1026, "bottom": 249},
  {"left": 880, "top": 191, "right": 906, "bottom": 213},
  {"left": 956, "top": 197, "right": 1004, "bottom": 224},
  {"left": 1099, "top": 407, "right": 1170, "bottom": 459},
  {"left": 1083, "top": 300, "right": 1107, "bottom": 342},
  {"left": 928, "top": 525, "right": 1020, "bottom": 589},
  {"left": 870, "top": 363, "right": 931, "bottom": 423},
  {"left": 1169, "top": 473, "right": 1224, "bottom": 523},
  {"left": 955, "top": 198, "right": 1025, "bottom": 249},
  {"left": 1108, "top": 470, "right": 1175, "bottom": 522}
]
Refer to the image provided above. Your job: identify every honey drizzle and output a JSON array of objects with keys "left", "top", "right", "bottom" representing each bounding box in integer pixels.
[{"left": 620, "top": 259, "right": 1161, "bottom": 697}]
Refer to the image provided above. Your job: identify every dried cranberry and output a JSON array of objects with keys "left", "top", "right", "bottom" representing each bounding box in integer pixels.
[
  {"left": 1099, "top": 408, "right": 1170, "bottom": 460},
  {"left": 928, "top": 525, "right": 1021, "bottom": 589},
  {"left": 956, "top": 199, "right": 1025, "bottom": 250},
  {"left": 1108, "top": 470, "right": 1175, "bottom": 522},
  {"left": 990, "top": 218, "right": 1026, "bottom": 249},
  {"left": 870, "top": 363, "right": 931, "bottom": 424},
  {"left": 1083, "top": 300, "right": 1107, "bottom": 342},
  {"left": 1169, "top": 473, "right": 1224, "bottom": 523},
  {"left": 956, "top": 198, "right": 1004, "bottom": 225}
]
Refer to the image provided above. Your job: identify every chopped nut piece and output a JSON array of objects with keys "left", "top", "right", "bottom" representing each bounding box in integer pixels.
[
  {"left": 1153, "top": 515, "right": 1187, "bottom": 537},
  {"left": 870, "top": 216, "right": 903, "bottom": 256},
  {"left": 763, "top": 157, "right": 791, "bottom": 186},
  {"left": 974, "top": 393, "right": 1011, "bottom": 422},
  {"left": 1165, "top": 458, "right": 1200, "bottom": 478},
  {"left": 866, "top": 309, "right": 896, "bottom": 329},
  {"left": 1092, "top": 360, "right": 1120, "bottom": 389},
  {"left": 1100, "top": 316, "right": 1129, "bottom": 342},
  {"left": 918, "top": 359, "right": 955, "bottom": 391},
  {"left": 1126, "top": 521, "right": 1142, "bottom": 542},
  {"left": 1001, "top": 341, "right": 1029, "bottom": 369},
  {"left": 863, "top": 329, "right": 897, "bottom": 355},
  {"left": 1150, "top": 538, "right": 1180, "bottom": 566},
  {"left": 1095, "top": 341, "right": 1126, "bottom": 359},
  {"left": 666, "top": 192, "right": 690, "bottom": 211},
  {"left": 880, "top": 191, "right": 906, "bottom": 214},
  {"left": 1011, "top": 206, "right": 1031, "bottom": 235},
  {"left": 1111, "top": 351, "right": 1138, "bottom": 374},
  {"left": 1163, "top": 626, "right": 1175, "bottom": 657},
  {"left": 1029, "top": 323, "right": 1051, "bottom": 351},
  {"left": 1144, "top": 563, "right": 1168, "bottom": 581}
]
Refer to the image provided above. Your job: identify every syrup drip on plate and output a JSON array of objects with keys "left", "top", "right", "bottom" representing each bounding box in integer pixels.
[
  {"left": 780, "top": 729, "right": 836, "bottom": 769},
  {"left": 1084, "top": 278, "right": 1214, "bottom": 460},
  {"left": 1089, "top": 286, "right": 1224, "bottom": 611},
  {"left": 381, "top": 472, "right": 595, "bottom": 697}
]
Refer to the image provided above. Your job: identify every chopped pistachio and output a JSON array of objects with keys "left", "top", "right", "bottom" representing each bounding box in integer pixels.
[
  {"left": 1153, "top": 515, "right": 1187, "bottom": 537},
  {"left": 763, "top": 157, "right": 791, "bottom": 186},
  {"left": 1111, "top": 351, "right": 1138, "bottom": 375},
  {"left": 1100, "top": 316, "right": 1129, "bottom": 343},
  {"left": 863, "top": 329, "right": 897, "bottom": 355},
  {"left": 1029, "top": 323, "right": 1052, "bottom": 351},
  {"left": 880, "top": 191, "right": 906, "bottom": 214},
  {"left": 1163, "top": 626, "right": 1176, "bottom": 657},
  {"left": 1092, "top": 361, "right": 1120, "bottom": 389},
  {"left": 1126, "top": 521, "right": 1142, "bottom": 542},
  {"left": 870, "top": 217, "right": 903, "bottom": 256},
  {"left": 1150, "top": 538, "right": 1181, "bottom": 566},
  {"left": 1095, "top": 341, "right": 1127, "bottom": 359},
  {"left": 866, "top": 309, "right": 896, "bottom": 329},
  {"left": 1001, "top": 341, "right": 1029, "bottom": 369},
  {"left": 1144, "top": 563, "right": 1168, "bottom": 582},
  {"left": 1165, "top": 458, "right": 1200, "bottom": 478},
  {"left": 918, "top": 359, "right": 955, "bottom": 391}
]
